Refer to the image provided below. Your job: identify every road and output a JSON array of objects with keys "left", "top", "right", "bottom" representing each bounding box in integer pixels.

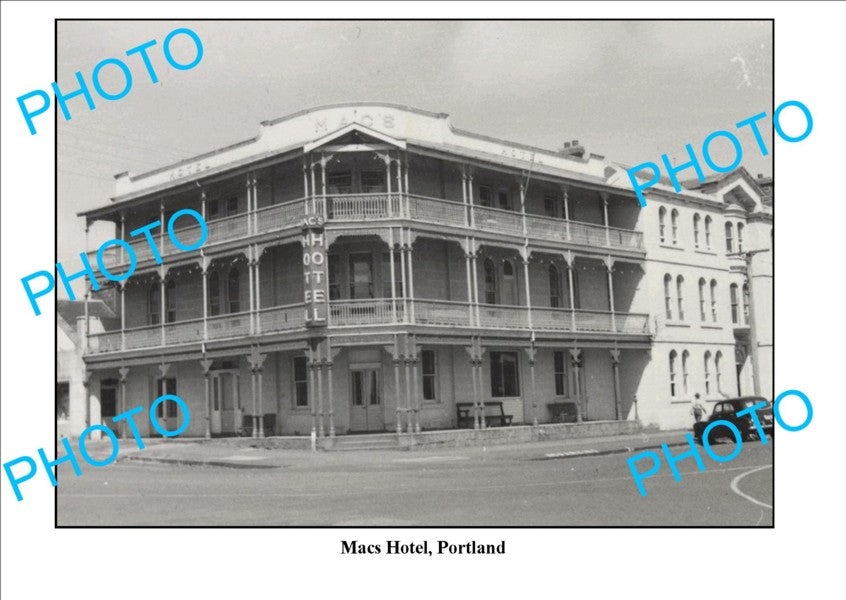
[{"left": 56, "top": 438, "right": 773, "bottom": 526}]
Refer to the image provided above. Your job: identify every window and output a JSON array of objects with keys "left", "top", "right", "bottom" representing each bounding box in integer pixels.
[
  {"left": 483, "top": 258, "right": 497, "bottom": 304},
  {"left": 737, "top": 223, "right": 744, "bottom": 252},
  {"left": 349, "top": 253, "right": 373, "bottom": 299},
  {"left": 328, "top": 254, "right": 341, "bottom": 300},
  {"left": 149, "top": 282, "right": 161, "bottom": 325},
  {"left": 490, "top": 351, "right": 520, "bottom": 397},
  {"left": 327, "top": 171, "right": 352, "bottom": 194},
  {"left": 669, "top": 350, "right": 678, "bottom": 397},
  {"left": 725, "top": 222, "right": 734, "bottom": 253},
  {"left": 682, "top": 350, "right": 690, "bottom": 395},
  {"left": 228, "top": 267, "right": 241, "bottom": 313},
  {"left": 381, "top": 252, "right": 403, "bottom": 298},
  {"left": 502, "top": 259, "right": 516, "bottom": 304},
  {"left": 658, "top": 207, "right": 667, "bottom": 243},
  {"left": 676, "top": 275, "right": 685, "bottom": 321},
  {"left": 693, "top": 214, "right": 701, "bottom": 248},
  {"left": 742, "top": 283, "right": 750, "bottom": 324},
  {"left": 709, "top": 279, "right": 718, "bottom": 322},
  {"left": 553, "top": 351, "right": 568, "bottom": 396},
  {"left": 730, "top": 283, "right": 739, "bottom": 324},
  {"left": 155, "top": 378, "right": 178, "bottom": 418},
  {"left": 361, "top": 170, "right": 386, "bottom": 193},
  {"left": 698, "top": 278, "right": 707, "bottom": 322},
  {"left": 497, "top": 189, "right": 510, "bottom": 211},
  {"left": 715, "top": 351, "right": 723, "bottom": 393},
  {"left": 422, "top": 350, "right": 437, "bottom": 401},
  {"left": 704, "top": 216, "right": 712, "bottom": 249},
  {"left": 207, "top": 199, "right": 220, "bottom": 220},
  {"left": 56, "top": 382, "right": 70, "bottom": 421},
  {"left": 209, "top": 271, "right": 220, "bottom": 316},
  {"left": 544, "top": 193, "right": 559, "bottom": 218},
  {"left": 225, "top": 197, "right": 238, "bottom": 216},
  {"left": 664, "top": 274, "right": 673, "bottom": 319},
  {"left": 704, "top": 351, "right": 712, "bottom": 395},
  {"left": 549, "top": 265, "right": 561, "bottom": 308},
  {"left": 165, "top": 279, "right": 176, "bottom": 323},
  {"left": 671, "top": 209, "right": 679, "bottom": 244},
  {"left": 478, "top": 185, "right": 492, "bottom": 207},
  {"left": 293, "top": 356, "right": 309, "bottom": 407}
]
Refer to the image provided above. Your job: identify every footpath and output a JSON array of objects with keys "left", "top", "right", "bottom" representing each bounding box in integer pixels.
[{"left": 77, "top": 429, "right": 692, "bottom": 470}]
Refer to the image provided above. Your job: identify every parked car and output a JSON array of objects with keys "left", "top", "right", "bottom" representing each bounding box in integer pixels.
[{"left": 693, "top": 397, "right": 774, "bottom": 444}]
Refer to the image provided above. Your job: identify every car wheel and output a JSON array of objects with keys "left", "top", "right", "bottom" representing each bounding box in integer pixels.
[
  {"left": 694, "top": 436, "right": 703, "bottom": 446},
  {"left": 742, "top": 429, "right": 754, "bottom": 442}
]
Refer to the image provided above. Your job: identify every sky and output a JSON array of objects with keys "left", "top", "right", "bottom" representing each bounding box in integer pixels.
[{"left": 56, "top": 20, "right": 772, "bottom": 298}]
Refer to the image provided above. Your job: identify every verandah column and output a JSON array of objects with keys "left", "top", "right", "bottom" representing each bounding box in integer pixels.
[
  {"left": 570, "top": 348, "right": 583, "bottom": 422},
  {"left": 404, "top": 336, "right": 414, "bottom": 433},
  {"left": 201, "top": 358, "right": 213, "bottom": 439},
  {"left": 411, "top": 337, "right": 421, "bottom": 434},
  {"left": 605, "top": 256, "right": 617, "bottom": 333},
  {"left": 392, "top": 336, "right": 403, "bottom": 435},
  {"left": 610, "top": 349, "right": 623, "bottom": 421},
  {"left": 389, "top": 228, "right": 398, "bottom": 322},
  {"left": 201, "top": 256, "right": 209, "bottom": 341},
  {"left": 561, "top": 184, "right": 571, "bottom": 241},
  {"left": 119, "top": 281, "right": 126, "bottom": 351},
  {"left": 327, "top": 339, "right": 339, "bottom": 439},
  {"left": 317, "top": 350, "right": 325, "bottom": 439},
  {"left": 308, "top": 345, "right": 318, "bottom": 450},
  {"left": 406, "top": 229, "right": 416, "bottom": 324},
  {"left": 525, "top": 346, "right": 538, "bottom": 428},
  {"left": 601, "top": 191, "right": 611, "bottom": 246},
  {"left": 159, "top": 268, "right": 166, "bottom": 346},
  {"left": 118, "top": 366, "right": 130, "bottom": 439},
  {"left": 521, "top": 246, "right": 532, "bottom": 330},
  {"left": 566, "top": 252, "right": 576, "bottom": 332},
  {"left": 248, "top": 245, "right": 256, "bottom": 335},
  {"left": 463, "top": 237, "right": 474, "bottom": 326},
  {"left": 399, "top": 230, "right": 409, "bottom": 322},
  {"left": 476, "top": 344, "right": 487, "bottom": 429},
  {"left": 465, "top": 343, "right": 480, "bottom": 430}
]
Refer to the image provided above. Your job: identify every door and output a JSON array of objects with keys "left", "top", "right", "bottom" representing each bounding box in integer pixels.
[
  {"left": 100, "top": 381, "right": 118, "bottom": 436},
  {"left": 154, "top": 378, "right": 183, "bottom": 434},
  {"left": 349, "top": 369, "right": 384, "bottom": 431},
  {"left": 211, "top": 372, "right": 240, "bottom": 435}
]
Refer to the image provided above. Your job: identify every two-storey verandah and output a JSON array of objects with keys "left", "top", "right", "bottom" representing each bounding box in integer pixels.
[{"left": 80, "top": 126, "right": 653, "bottom": 440}]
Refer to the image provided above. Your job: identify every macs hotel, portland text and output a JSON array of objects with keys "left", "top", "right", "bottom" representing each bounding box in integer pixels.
[{"left": 67, "top": 103, "right": 772, "bottom": 442}]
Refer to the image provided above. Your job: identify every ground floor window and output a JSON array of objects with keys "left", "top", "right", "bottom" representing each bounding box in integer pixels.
[
  {"left": 490, "top": 351, "right": 520, "bottom": 397},
  {"left": 155, "top": 378, "right": 178, "bottom": 418},
  {"left": 553, "top": 351, "right": 568, "bottom": 396},
  {"left": 422, "top": 349, "right": 437, "bottom": 401},
  {"left": 56, "top": 382, "right": 70, "bottom": 421},
  {"left": 293, "top": 356, "right": 309, "bottom": 407}
]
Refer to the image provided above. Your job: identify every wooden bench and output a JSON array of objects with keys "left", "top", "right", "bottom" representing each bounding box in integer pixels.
[
  {"left": 547, "top": 401, "right": 579, "bottom": 423},
  {"left": 456, "top": 402, "right": 514, "bottom": 428}
]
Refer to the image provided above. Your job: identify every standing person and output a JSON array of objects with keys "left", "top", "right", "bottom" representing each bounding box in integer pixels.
[{"left": 691, "top": 393, "right": 707, "bottom": 423}]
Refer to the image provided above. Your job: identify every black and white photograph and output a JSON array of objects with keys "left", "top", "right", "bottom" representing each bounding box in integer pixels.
[
  {"left": 50, "top": 18, "right": 776, "bottom": 527},
  {"left": 1, "top": 2, "right": 840, "bottom": 598}
]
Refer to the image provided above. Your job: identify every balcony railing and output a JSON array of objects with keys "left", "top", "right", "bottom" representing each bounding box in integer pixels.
[
  {"left": 329, "top": 298, "right": 405, "bottom": 326},
  {"left": 90, "top": 193, "right": 642, "bottom": 274},
  {"left": 85, "top": 300, "right": 650, "bottom": 356}
]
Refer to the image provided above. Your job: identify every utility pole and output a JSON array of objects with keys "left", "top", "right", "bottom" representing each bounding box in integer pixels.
[{"left": 728, "top": 248, "right": 769, "bottom": 396}]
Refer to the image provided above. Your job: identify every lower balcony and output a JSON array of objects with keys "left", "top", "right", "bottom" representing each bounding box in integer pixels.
[{"left": 85, "top": 299, "right": 650, "bottom": 355}]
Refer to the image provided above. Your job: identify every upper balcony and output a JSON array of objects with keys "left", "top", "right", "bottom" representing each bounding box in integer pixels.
[
  {"left": 92, "top": 192, "right": 644, "bottom": 272},
  {"left": 85, "top": 298, "right": 650, "bottom": 356}
]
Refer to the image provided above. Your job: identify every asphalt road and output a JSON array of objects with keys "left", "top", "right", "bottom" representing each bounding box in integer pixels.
[{"left": 56, "top": 439, "right": 773, "bottom": 526}]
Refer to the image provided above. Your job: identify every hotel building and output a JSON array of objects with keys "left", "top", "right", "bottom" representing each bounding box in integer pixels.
[{"left": 73, "top": 103, "right": 773, "bottom": 441}]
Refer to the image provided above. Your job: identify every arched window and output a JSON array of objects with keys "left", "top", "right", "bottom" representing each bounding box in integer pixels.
[
  {"left": 671, "top": 209, "right": 679, "bottom": 244},
  {"left": 483, "top": 258, "right": 497, "bottom": 304},
  {"left": 149, "top": 281, "right": 161, "bottom": 325},
  {"left": 502, "top": 259, "right": 516, "bottom": 304},
  {"left": 725, "top": 222, "right": 734, "bottom": 253},
  {"left": 165, "top": 279, "right": 176, "bottom": 323},
  {"left": 737, "top": 223, "right": 745, "bottom": 252},
  {"left": 208, "top": 271, "right": 220, "bottom": 316},
  {"left": 693, "top": 214, "right": 701, "bottom": 248},
  {"left": 730, "top": 283, "right": 739, "bottom": 324},
  {"left": 704, "top": 351, "right": 712, "bottom": 395},
  {"left": 682, "top": 350, "right": 690, "bottom": 395},
  {"left": 704, "top": 216, "right": 712, "bottom": 249},
  {"left": 669, "top": 350, "right": 678, "bottom": 397},
  {"left": 715, "top": 351, "right": 723, "bottom": 393},
  {"left": 698, "top": 278, "right": 707, "bottom": 322},
  {"left": 676, "top": 275, "right": 685, "bottom": 321},
  {"left": 664, "top": 274, "right": 673, "bottom": 319},
  {"left": 548, "top": 264, "right": 561, "bottom": 308},
  {"left": 658, "top": 207, "right": 667, "bottom": 243},
  {"left": 709, "top": 279, "right": 718, "bottom": 322},
  {"left": 228, "top": 267, "right": 241, "bottom": 313},
  {"left": 742, "top": 283, "right": 750, "bottom": 324}
]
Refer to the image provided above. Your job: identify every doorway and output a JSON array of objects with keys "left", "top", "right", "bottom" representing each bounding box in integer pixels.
[
  {"left": 349, "top": 368, "right": 384, "bottom": 431},
  {"left": 211, "top": 371, "right": 241, "bottom": 435}
]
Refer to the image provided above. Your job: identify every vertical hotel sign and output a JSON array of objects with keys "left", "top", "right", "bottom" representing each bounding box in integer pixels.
[{"left": 302, "top": 215, "right": 328, "bottom": 326}]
